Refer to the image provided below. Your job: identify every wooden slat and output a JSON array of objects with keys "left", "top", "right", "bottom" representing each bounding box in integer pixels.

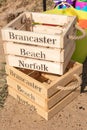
[
  {"left": 60, "top": 43, "right": 75, "bottom": 74},
  {"left": 48, "top": 80, "right": 80, "bottom": 109},
  {"left": 7, "top": 76, "right": 46, "bottom": 109},
  {"left": 3, "top": 40, "right": 74, "bottom": 62},
  {"left": 3, "top": 42, "right": 63, "bottom": 62},
  {"left": 5, "top": 13, "right": 25, "bottom": 30},
  {"left": 1, "top": 29, "right": 61, "bottom": 48},
  {"left": 63, "top": 15, "right": 77, "bottom": 48},
  {"left": 33, "top": 25, "right": 63, "bottom": 35},
  {"left": 5, "top": 64, "right": 48, "bottom": 97},
  {"left": 47, "top": 88, "right": 80, "bottom": 120},
  {"left": 41, "top": 73, "right": 59, "bottom": 82},
  {"left": 5, "top": 55, "right": 61, "bottom": 74},
  {"left": 25, "top": 12, "right": 69, "bottom": 26},
  {"left": 8, "top": 86, "right": 80, "bottom": 120}
]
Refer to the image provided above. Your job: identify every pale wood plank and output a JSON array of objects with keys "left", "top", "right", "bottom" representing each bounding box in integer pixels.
[
  {"left": 7, "top": 76, "right": 46, "bottom": 109},
  {"left": 7, "top": 74, "right": 80, "bottom": 110},
  {"left": 5, "top": 13, "right": 25, "bottom": 30},
  {"left": 60, "top": 41, "right": 75, "bottom": 74},
  {"left": 3, "top": 42, "right": 63, "bottom": 62},
  {"left": 47, "top": 88, "right": 80, "bottom": 120},
  {"left": 5, "top": 65, "right": 48, "bottom": 97},
  {"left": 1, "top": 29, "right": 61, "bottom": 48},
  {"left": 3, "top": 40, "right": 74, "bottom": 62},
  {"left": 25, "top": 12, "right": 69, "bottom": 26},
  {"left": 8, "top": 86, "right": 80, "bottom": 120},
  {"left": 6, "top": 55, "right": 62, "bottom": 74},
  {"left": 63, "top": 16, "right": 77, "bottom": 48}
]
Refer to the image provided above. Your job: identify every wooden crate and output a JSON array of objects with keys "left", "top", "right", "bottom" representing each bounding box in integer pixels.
[
  {"left": 2, "top": 12, "right": 77, "bottom": 75},
  {"left": 6, "top": 61, "right": 82, "bottom": 120}
]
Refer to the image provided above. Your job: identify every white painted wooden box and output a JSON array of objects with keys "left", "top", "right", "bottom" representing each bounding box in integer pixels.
[{"left": 1, "top": 12, "right": 77, "bottom": 75}]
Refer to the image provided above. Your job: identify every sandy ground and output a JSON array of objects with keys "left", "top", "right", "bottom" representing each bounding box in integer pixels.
[{"left": 0, "top": 0, "right": 87, "bottom": 130}]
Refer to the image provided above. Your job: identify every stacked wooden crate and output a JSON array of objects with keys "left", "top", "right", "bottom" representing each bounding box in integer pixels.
[{"left": 1, "top": 12, "right": 82, "bottom": 120}]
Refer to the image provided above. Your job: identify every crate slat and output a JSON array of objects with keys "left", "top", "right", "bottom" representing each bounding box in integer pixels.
[
  {"left": 5, "top": 13, "right": 25, "bottom": 30},
  {"left": 7, "top": 76, "right": 46, "bottom": 109},
  {"left": 8, "top": 86, "right": 80, "bottom": 120},
  {"left": 5, "top": 65, "right": 48, "bottom": 97},
  {"left": 33, "top": 25, "right": 63, "bottom": 35},
  {"left": 25, "top": 12, "right": 69, "bottom": 26},
  {"left": 1, "top": 29, "right": 62, "bottom": 48},
  {"left": 3, "top": 40, "right": 75, "bottom": 62}
]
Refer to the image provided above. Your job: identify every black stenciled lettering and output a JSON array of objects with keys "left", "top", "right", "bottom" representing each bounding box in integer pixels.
[
  {"left": 47, "top": 38, "right": 52, "bottom": 44},
  {"left": 38, "top": 37, "right": 44, "bottom": 43},
  {"left": 20, "top": 49, "right": 26, "bottom": 55},
  {"left": 29, "top": 63, "right": 34, "bottom": 69},
  {"left": 40, "top": 51, "right": 45, "bottom": 59},
  {"left": 19, "top": 60, "right": 24, "bottom": 67},
  {"left": 18, "top": 60, "right": 48, "bottom": 72},
  {"left": 29, "top": 36, "right": 34, "bottom": 42},
  {"left": 36, "top": 65, "right": 40, "bottom": 70},
  {"left": 35, "top": 52, "right": 40, "bottom": 58},
  {"left": 10, "top": 69, "right": 15, "bottom": 77},
  {"left": 34, "top": 37, "right": 38, "bottom": 42},
  {"left": 19, "top": 35, "right": 23, "bottom": 40},
  {"left": 32, "top": 83, "right": 42, "bottom": 92},
  {"left": 9, "top": 32, "right": 15, "bottom": 39},
  {"left": 43, "top": 36, "right": 47, "bottom": 44},
  {"left": 22, "top": 36, "right": 27, "bottom": 41},
  {"left": 17, "top": 85, "right": 35, "bottom": 101},
  {"left": 9, "top": 32, "right": 57, "bottom": 45},
  {"left": 53, "top": 39, "right": 57, "bottom": 44},
  {"left": 43, "top": 64, "right": 48, "bottom": 71},
  {"left": 15, "top": 35, "right": 18, "bottom": 40},
  {"left": 17, "top": 95, "right": 35, "bottom": 109},
  {"left": 17, "top": 95, "right": 29, "bottom": 105},
  {"left": 20, "top": 49, "right": 46, "bottom": 59}
]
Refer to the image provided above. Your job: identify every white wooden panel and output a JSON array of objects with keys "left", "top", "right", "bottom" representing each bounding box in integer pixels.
[
  {"left": 5, "top": 64, "right": 48, "bottom": 97},
  {"left": 1, "top": 29, "right": 62, "bottom": 48},
  {"left": 8, "top": 86, "right": 79, "bottom": 120},
  {"left": 4, "top": 13, "right": 25, "bottom": 29},
  {"left": 6, "top": 55, "right": 62, "bottom": 75},
  {"left": 25, "top": 12, "right": 69, "bottom": 26},
  {"left": 7, "top": 76, "right": 46, "bottom": 109},
  {"left": 3, "top": 42, "right": 63, "bottom": 62},
  {"left": 33, "top": 25, "right": 63, "bottom": 35},
  {"left": 3, "top": 40, "right": 74, "bottom": 62},
  {"left": 60, "top": 43, "right": 75, "bottom": 74}
]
